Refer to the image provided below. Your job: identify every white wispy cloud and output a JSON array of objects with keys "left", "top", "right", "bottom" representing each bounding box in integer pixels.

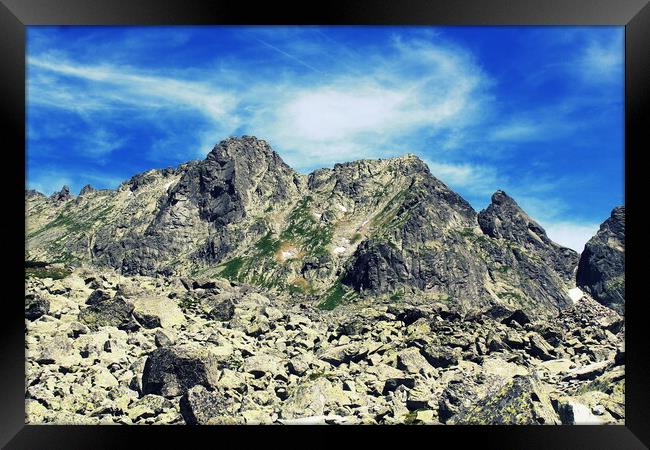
[
  {"left": 27, "top": 174, "right": 73, "bottom": 197},
  {"left": 424, "top": 160, "right": 500, "bottom": 197},
  {"left": 489, "top": 121, "right": 543, "bottom": 142},
  {"left": 578, "top": 35, "right": 624, "bottom": 84},
  {"left": 543, "top": 221, "right": 599, "bottom": 252},
  {"left": 244, "top": 36, "right": 490, "bottom": 170},
  {"left": 28, "top": 55, "right": 238, "bottom": 125}
]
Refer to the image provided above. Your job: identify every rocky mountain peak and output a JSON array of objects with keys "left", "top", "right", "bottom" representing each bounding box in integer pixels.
[
  {"left": 478, "top": 190, "right": 578, "bottom": 284},
  {"left": 79, "top": 184, "right": 96, "bottom": 196},
  {"left": 490, "top": 189, "right": 515, "bottom": 206},
  {"left": 206, "top": 136, "right": 289, "bottom": 169},
  {"left": 26, "top": 189, "right": 45, "bottom": 198},
  {"left": 479, "top": 190, "right": 549, "bottom": 244},
  {"left": 51, "top": 185, "right": 72, "bottom": 202},
  {"left": 576, "top": 206, "right": 625, "bottom": 314},
  {"left": 603, "top": 206, "right": 625, "bottom": 243}
]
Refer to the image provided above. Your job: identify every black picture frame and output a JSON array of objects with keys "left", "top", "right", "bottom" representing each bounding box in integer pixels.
[{"left": 2, "top": 0, "right": 648, "bottom": 448}]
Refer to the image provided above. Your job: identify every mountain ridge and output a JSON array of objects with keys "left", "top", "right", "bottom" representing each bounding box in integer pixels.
[{"left": 26, "top": 136, "right": 621, "bottom": 317}]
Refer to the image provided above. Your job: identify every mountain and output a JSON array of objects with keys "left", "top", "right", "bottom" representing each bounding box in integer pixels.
[
  {"left": 576, "top": 206, "right": 625, "bottom": 314},
  {"left": 24, "top": 136, "right": 626, "bottom": 426},
  {"left": 26, "top": 136, "right": 594, "bottom": 317}
]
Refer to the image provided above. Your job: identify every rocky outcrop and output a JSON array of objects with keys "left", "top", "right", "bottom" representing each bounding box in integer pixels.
[
  {"left": 141, "top": 345, "right": 222, "bottom": 397},
  {"left": 576, "top": 206, "right": 625, "bottom": 314},
  {"left": 478, "top": 190, "right": 578, "bottom": 282},
  {"left": 50, "top": 185, "right": 72, "bottom": 202},
  {"left": 26, "top": 189, "right": 45, "bottom": 198},
  {"left": 25, "top": 293, "right": 49, "bottom": 320},
  {"left": 79, "top": 184, "right": 96, "bottom": 195}
]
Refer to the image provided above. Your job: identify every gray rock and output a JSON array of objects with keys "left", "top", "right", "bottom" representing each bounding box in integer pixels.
[
  {"left": 78, "top": 297, "right": 134, "bottom": 330},
  {"left": 419, "top": 343, "right": 459, "bottom": 368},
  {"left": 451, "top": 375, "right": 560, "bottom": 425},
  {"left": 208, "top": 297, "right": 236, "bottom": 321},
  {"left": 79, "top": 184, "right": 96, "bottom": 196},
  {"left": 51, "top": 185, "right": 72, "bottom": 202},
  {"left": 180, "top": 385, "right": 235, "bottom": 425},
  {"left": 86, "top": 289, "right": 113, "bottom": 305},
  {"left": 576, "top": 206, "right": 625, "bottom": 314},
  {"left": 319, "top": 343, "right": 368, "bottom": 367},
  {"left": 382, "top": 377, "right": 415, "bottom": 395},
  {"left": 141, "top": 345, "right": 222, "bottom": 397},
  {"left": 25, "top": 294, "right": 49, "bottom": 321}
]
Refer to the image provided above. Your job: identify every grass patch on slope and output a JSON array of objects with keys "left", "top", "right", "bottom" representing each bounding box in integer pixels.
[
  {"left": 280, "top": 196, "right": 334, "bottom": 257},
  {"left": 25, "top": 266, "right": 72, "bottom": 280},
  {"left": 317, "top": 279, "right": 358, "bottom": 310}
]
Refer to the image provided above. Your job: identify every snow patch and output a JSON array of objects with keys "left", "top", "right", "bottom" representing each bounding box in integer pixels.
[
  {"left": 333, "top": 246, "right": 346, "bottom": 255},
  {"left": 568, "top": 287, "right": 584, "bottom": 303},
  {"left": 281, "top": 250, "right": 297, "bottom": 260},
  {"left": 337, "top": 204, "right": 348, "bottom": 213}
]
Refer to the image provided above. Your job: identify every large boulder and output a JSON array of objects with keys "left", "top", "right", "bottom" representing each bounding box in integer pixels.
[
  {"left": 279, "top": 378, "right": 349, "bottom": 419},
  {"left": 141, "top": 345, "right": 222, "bottom": 397},
  {"left": 132, "top": 297, "right": 185, "bottom": 329},
  {"left": 180, "top": 385, "right": 239, "bottom": 425},
  {"left": 419, "top": 342, "right": 459, "bottom": 368},
  {"left": 450, "top": 375, "right": 560, "bottom": 425},
  {"left": 319, "top": 343, "right": 368, "bottom": 367},
  {"left": 25, "top": 293, "right": 49, "bottom": 321},
  {"left": 576, "top": 206, "right": 625, "bottom": 314},
  {"left": 78, "top": 297, "right": 134, "bottom": 330}
]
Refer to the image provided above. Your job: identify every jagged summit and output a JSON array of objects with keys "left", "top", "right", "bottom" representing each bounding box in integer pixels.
[
  {"left": 79, "top": 184, "right": 96, "bottom": 196},
  {"left": 480, "top": 190, "right": 555, "bottom": 247},
  {"left": 490, "top": 189, "right": 516, "bottom": 205},
  {"left": 26, "top": 189, "right": 45, "bottom": 198},
  {"left": 207, "top": 136, "right": 289, "bottom": 167},
  {"left": 50, "top": 185, "right": 72, "bottom": 202}
]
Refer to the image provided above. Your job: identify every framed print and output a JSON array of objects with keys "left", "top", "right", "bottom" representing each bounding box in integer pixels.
[{"left": 2, "top": 0, "right": 648, "bottom": 448}]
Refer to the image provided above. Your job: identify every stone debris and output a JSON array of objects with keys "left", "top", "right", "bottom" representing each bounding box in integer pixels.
[{"left": 25, "top": 267, "right": 624, "bottom": 425}]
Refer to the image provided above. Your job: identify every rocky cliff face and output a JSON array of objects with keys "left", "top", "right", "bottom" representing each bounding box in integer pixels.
[
  {"left": 26, "top": 136, "right": 601, "bottom": 318},
  {"left": 576, "top": 206, "right": 625, "bottom": 314}
]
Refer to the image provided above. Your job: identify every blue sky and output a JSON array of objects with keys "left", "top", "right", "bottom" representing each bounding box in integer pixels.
[{"left": 26, "top": 26, "right": 624, "bottom": 251}]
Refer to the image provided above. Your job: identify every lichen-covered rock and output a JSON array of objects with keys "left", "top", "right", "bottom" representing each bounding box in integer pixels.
[
  {"left": 419, "top": 343, "right": 459, "bottom": 368},
  {"left": 141, "top": 345, "right": 222, "bottom": 397},
  {"left": 576, "top": 206, "right": 625, "bottom": 314},
  {"left": 23, "top": 265, "right": 625, "bottom": 425},
  {"left": 131, "top": 297, "right": 185, "bottom": 329},
  {"left": 25, "top": 293, "right": 49, "bottom": 320},
  {"left": 279, "top": 378, "right": 348, "bottom": 419},
  {"left": 179, "top": 385, "right": 239, "bottom": 425},
  {"left": 450, "top": 375, "right": 560, "bottom": 425},
  {"left": 78, "top": 297, "right": 134, "bottom": 330}
]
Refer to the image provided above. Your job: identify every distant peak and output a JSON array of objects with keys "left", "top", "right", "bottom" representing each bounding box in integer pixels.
[
  {"left": 611, "top": 205, "right": 625, "bottom": 218},
  {"left": 80, "top": 184, "right": 95, "bottom": 196},
  {"left": 51, "top": 185, "right": 72, "bottom": 202},
  {"left": 491, "top": 190, "right": 514, "bottom": 205},
  {"left": 207, "top": 135, "right": 282, "bottom": 163}
]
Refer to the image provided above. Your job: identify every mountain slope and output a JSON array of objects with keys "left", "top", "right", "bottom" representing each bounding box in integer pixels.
[
  {"left": 576, "top": 206, "right": 625, "bottom": 314},
  {"left": 26, "top": 136, "right": 582, "bottom": 317}
]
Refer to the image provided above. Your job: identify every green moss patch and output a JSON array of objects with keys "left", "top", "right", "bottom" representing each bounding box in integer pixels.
[{"left": 25, "top": 266, "right": 72, "bottom": 280}]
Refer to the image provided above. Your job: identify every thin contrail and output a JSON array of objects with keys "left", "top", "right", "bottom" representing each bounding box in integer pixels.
[{"left": 255, "top": 39, "right": 325, "bottom": 74}]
